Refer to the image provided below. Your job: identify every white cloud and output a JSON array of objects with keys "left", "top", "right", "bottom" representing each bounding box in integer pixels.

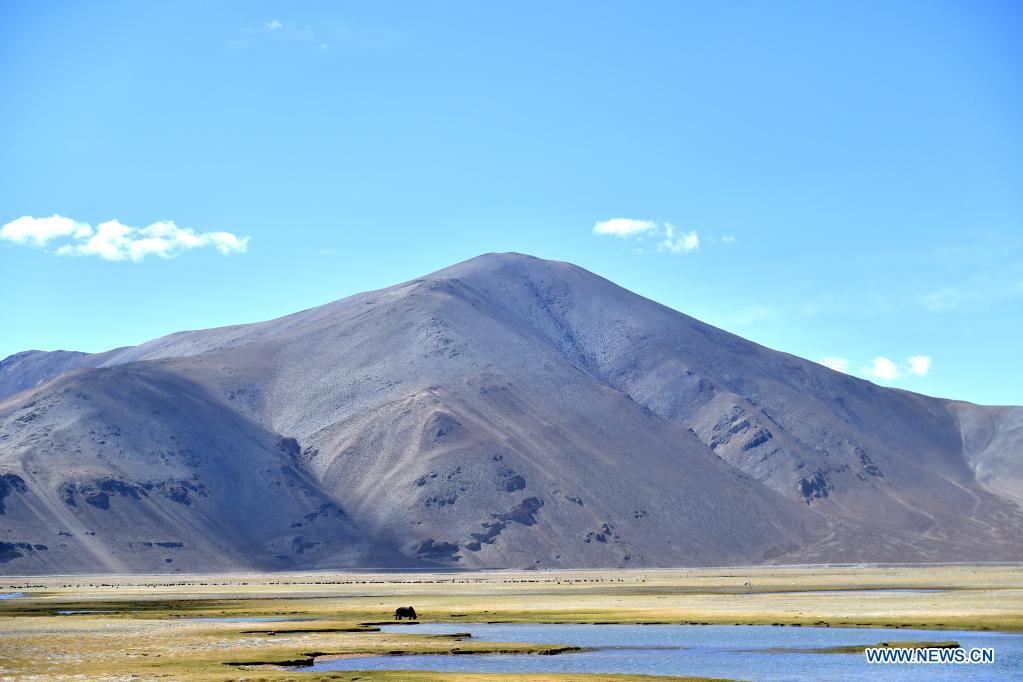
[
  {"left": 820, "top": 357, "right": 850, "bottom": 373},
  {"left": 1, "top": 215, "right": 249, "bottom": 262},
  {"left": 908, "top": 355, "right": 932, "bottom": 377},
  {"left": 658, "top": 223, "right": 699, "bottom": 254},
  {"left": 863, "top": 356, "right": 901, "bottom": 381},
  {"left": 265, "top": 19, "right": 283, "bottom": 30},
  {"left": 825, "top": 354, "right": 933, "bottom": 382},
  {"left": 593, "top": 217, "right": 700, "bottom": 255},
  {"left": 592, "top": 218, "right": 658, "bottom": 237},
  {"left": 722, "top": 235, "right": 736, "bottom": 243},
  {"left": 0, "top": 215, "right": 93, "bottom": 246}
]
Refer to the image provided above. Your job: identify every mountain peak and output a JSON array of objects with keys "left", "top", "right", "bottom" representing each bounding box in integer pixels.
[{"left": 427, "top": 251, "right": 574, "bottom": 279}]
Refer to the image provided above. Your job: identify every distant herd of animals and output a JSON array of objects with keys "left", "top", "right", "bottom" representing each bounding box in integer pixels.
[{"left": 395, "top": 606, "right": 418, "bottom": 620}]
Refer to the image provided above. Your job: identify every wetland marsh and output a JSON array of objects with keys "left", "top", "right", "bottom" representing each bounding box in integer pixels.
[{"left": 1, "top": 564, "right": 1020, "bottom": 680}]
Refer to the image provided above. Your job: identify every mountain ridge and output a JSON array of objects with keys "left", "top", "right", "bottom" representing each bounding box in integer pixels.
[{"left": 2, "top": 252, "right": 1020, "bottom": 573}]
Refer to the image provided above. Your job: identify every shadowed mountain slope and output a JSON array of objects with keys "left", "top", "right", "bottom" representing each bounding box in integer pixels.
[{"left": 1, "top": 253, "right": 1020, "bottom": 573}]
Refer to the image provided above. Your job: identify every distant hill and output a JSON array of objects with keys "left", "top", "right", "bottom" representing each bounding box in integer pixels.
[{"left": 1, "top": 253, "right": 1020, "bottom": 573}]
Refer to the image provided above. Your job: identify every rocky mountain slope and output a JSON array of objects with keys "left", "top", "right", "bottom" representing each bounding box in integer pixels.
[{"left": 1, "top": 253, "right": 1020, "bottom": 573}]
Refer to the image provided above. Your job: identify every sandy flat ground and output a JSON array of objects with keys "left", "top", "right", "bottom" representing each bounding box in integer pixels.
[{"left": 1, "top": 564, "right": 1021, "bottom": 680}]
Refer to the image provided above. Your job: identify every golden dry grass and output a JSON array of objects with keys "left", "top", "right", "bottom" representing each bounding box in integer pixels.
[{"left": 1, "top": 564, "right": 1020, "bottom": 680}]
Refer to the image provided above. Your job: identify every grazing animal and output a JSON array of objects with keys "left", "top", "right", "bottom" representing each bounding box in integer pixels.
[{"left": 394, "top": 606, "right": 418, "bottom": 620}]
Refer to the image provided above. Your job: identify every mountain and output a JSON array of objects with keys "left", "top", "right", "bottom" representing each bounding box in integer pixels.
[{"left": 1, "top": 253, "right": 1021, "bottom": 574}]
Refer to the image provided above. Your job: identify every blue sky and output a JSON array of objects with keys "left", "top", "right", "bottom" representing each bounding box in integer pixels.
[{"left": 1, "top": 1, "right": 1021, "bottom": 405}]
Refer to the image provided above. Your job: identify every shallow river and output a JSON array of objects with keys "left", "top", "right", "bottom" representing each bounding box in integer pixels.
[{"left": 302, "top": 622, "right": 1022, "bottom": 680}]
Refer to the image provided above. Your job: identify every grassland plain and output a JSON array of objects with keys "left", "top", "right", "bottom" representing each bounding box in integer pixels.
[{"left": 0, "top": 564, "right": 1020, "bottom": 680}]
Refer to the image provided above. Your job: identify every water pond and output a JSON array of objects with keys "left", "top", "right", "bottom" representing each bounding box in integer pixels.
[
  {"left": 760, "top": 589, "right": 945, "bottom": 596},
  {"left": 301, "top": 623, "right": 1022, "bottom": 681}
]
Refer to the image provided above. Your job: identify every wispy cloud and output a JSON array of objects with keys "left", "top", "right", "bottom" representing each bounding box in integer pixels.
[
  {"left": 593, "top": 218, "right": 658, "bottom": 237},
  {"left": 593, "top": 218, "right": 699, "bottom": 255},
  {"left": 234, "top": 18, "right": 401, "bottom": 53},
  {"left": 703, "top": 304, "right": 779, "bottom": 331},
  {"left": 233, "top": 18, "right": 317, "bottom": 50},
  {"left": 818, "top": 354, "right": 933, "bottom": 382},
  {"left": 819, "top": 357, "right": 850, "bottom": 373},
  {"left": 659, "top": 223, "right": 699, "bottom": 254},
  {"left": 918, "top": 286, "right": 971, "bottom": 312},
  {"left": 918, "top": 279, "right": 1023, "bottom": 312},
  {"left": 0, "top": 215, "right": 249, "bottom": 262}
]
